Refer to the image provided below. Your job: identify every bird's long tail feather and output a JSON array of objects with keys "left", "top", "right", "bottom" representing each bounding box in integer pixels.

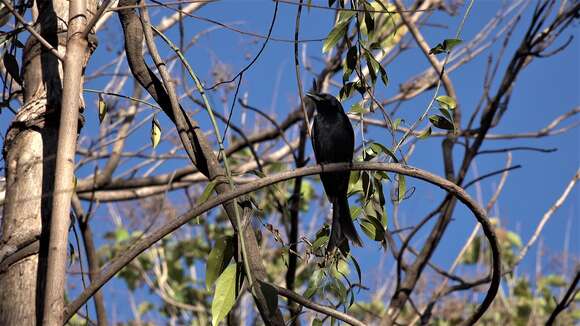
[{"left": 328, "top": 196, "right": 362, "bottom": 253}]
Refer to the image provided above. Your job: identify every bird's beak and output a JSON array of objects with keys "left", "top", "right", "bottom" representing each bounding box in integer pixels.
[{"left": 305, "top": 92, "right": 322, "bottom": 102}]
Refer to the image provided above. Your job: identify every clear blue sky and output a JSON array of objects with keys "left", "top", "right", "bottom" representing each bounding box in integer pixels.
[
  {"left": 90, "top": 0, "right": 579, "bottom": 322},
  {"left": 3, "top": 0, "right": 577, "bottom": 323}
]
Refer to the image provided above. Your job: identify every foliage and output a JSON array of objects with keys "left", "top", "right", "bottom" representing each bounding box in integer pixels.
[{"left": 0, "top": 0, "right": 577, "bottom": 325}]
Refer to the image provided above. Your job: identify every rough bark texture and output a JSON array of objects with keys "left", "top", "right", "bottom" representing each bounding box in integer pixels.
[
  {"left": 0, "top": 128, "right": 57, "bottom": 325},
  {"left": 0, "top": 0, "right": 95, "bottom": 324},
  {"left": 0, "top": 0, "right": 64, "bottom": 322}
]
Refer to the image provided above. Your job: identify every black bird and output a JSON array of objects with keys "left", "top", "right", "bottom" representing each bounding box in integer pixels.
[{"left": 306, "top": 92, "right": 362, "bottom": 253}]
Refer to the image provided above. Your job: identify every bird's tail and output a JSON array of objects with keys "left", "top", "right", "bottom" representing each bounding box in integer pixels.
[{"left": 328, "top": 196, "right": 362, "bottom": 253}]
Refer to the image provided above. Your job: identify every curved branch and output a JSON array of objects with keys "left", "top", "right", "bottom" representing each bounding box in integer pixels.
[
  {"left": 272, "top": 282, "right": 365, "bottom": 326},
  {"left": 64, "top": 162, "right": 500, "bottom": 325},
  {"left": 545, "top": 270, "right": 580, "bottom": 325}
]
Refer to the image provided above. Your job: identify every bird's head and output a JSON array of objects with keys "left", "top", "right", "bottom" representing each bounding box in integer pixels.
[{"left": 305, "top": 92, "right": 343, "bottom": 114}]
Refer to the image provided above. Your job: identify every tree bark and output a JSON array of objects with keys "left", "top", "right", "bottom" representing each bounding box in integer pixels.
[{"left": 0, "top": 0, "right": 96, "bottom": 324}]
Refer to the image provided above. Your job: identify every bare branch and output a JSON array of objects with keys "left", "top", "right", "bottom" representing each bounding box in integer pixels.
[
  {"left": 63, "top": 162, "right": 500, "bottom": 325},
  {"left": 545, "top": 269, "right": 580, "bottom": 325},
  {"left": 515, "top": 169, "right": 579, "bottom": 265}
]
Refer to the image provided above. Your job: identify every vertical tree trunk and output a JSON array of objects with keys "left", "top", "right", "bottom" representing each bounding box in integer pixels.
[{"left": 0, "top": 0, "right": 95, "bottom": 324}]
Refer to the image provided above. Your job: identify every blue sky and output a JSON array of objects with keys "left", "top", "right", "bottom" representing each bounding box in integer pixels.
[
  {"left": 2, "top": 0, "right": 578, "bottom": 323},
  {"left": 87, "top": 0, "right": 579, "bottom": 322}
]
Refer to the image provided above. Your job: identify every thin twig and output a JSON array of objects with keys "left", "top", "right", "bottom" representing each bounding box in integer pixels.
[
  {"left": 273, "top": 282, "right": 365, "bottom": 326},
  {"left": 82, "top": 0, "right": 114, "bottom": 38},
  {"left": 545, "top": 269, "right": 580, "bottom": 325},
  {"left": 293, "top": 0, "right": 311, "bottom": 137},
  {"left": 64, "top": 162, "right": 500, "bottom": 324},
  {"left": 515, "top": 169, "right": 579, "bottom": 265},
  {"left": 0, "top": 0, "right": 65, "bottom": 61}
]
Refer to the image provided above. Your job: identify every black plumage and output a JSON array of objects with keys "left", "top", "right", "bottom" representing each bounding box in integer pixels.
[{"left": 306, "top": 92, "right": 362, "bottom": 253}]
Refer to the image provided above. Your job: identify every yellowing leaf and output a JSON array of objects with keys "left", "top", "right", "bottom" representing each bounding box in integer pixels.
[
  {"left": 211, "top": 264, "right": 237, "bottom": 326},
  {"left": 417, "top": 126, "right": 432, "bottom": 139},
  {"left": 151, "top": 117, "right": 161, "bottom": 149},
  {"left": 436, "top": 95, "right": 457, "bottom": 110},
  {"left": 98, "top": 94, "right": 107, "bottom": 123}
]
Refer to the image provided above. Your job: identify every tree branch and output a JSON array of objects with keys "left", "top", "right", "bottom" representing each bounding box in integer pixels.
[
  {"left": 545, "top": 269, "right": 580, "bottom": 325},
  {"left": 43, "top": 0, "right": 92, "bottom": 324},
  {"left": 63, "top": 162, "right": 500, "bottom": 325}
]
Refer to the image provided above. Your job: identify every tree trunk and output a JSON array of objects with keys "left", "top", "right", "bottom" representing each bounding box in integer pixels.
[{"left": 0, "top": 0, "right": 95, "bottom": 324}]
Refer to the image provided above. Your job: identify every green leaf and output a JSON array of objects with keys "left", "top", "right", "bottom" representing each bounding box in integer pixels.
[
  {"left": 114, "top": 227, "right": 130, "bottom": 243},
  {"left": 436, "top": 95, "right": 457, "bottom": 110},
  {"left": 0, "top": 34, "right": 8, "bottom": 48},
  {"left": 366, "top": 53, "right": 377, "bottom": 85},
  {"left": 311, "top": 235, "right": 329, "bottom": 251},
  {"left": 336, "top": 10, "right": 356, "bottom": 24},
  {"left": 397, "top": 174, "right": 406, "bottom": 203},
  {"left": 312, "top": 319, "right": 323, "bottom": 326},
  {"left": 513, "top": 278, "right": 532, "bottom": 299},
  {"left": 350, "top": 255, "right": 362, "bottom": 284},
  {"left": 327, "top": 276, "right": 347, "bottom": 301},
  {"left": 393, "top": 118, "right": 402, "bottom": 130},
  {"left": 3, "top": 52, "right": 21, "bottom": 84},
  {"left": 443, "top": 38, "right": 462, "bottom": 52},
  {"left": 0, "top": 4, "right": 11, "bottom": 27},
  {"left": 211, "top": 264, "right": 237, "bottom": 326},
  {"left": 151, "top": 117, "right": 161, "bottom": 149},
  {"left": 429, "top": 39, "right": 462, "bottom": 55},
  {"left": 304, "top": 269, "right": 325, "bottom": 298},
  {"left": 360, "top": 215, "right": 385, "bottom": 241},
  {"left": 429, "top": 43, "right": 445, "bottom": 55},
  {"left": 349, "top": 170, "right": 361, "bottom": 185},
  {"left": 198, "top": 180, "right": 217, "bottom": 205},
  {"left": 429, "top": 115, "right": 454, "bottom": 130},
  {"left": 72, "top": 175, "right": 77, "bottom": 192},
  {"left": 68, "top": 242, "right": 75, "bottom": 266},
  {"left": 375, "top": 171, "right": 390, "bottom": 181},
  {"left": 364, "top": 49, "right": 388, "bottom": 85},
  {"left": 349, "top": 103, "right": 367, "bottom": 115},
  {"left": 206, "top": 235, "right": 235, "bottom": 290},
  {"left": 439, "top": 108, "right": 454, "bottom": 124},
  {"left": 362, "top": 171, "right": 374, "bottom": 202},
  {"left": 539, "top": 274, "right": 567, "bottom": 288},
  {"left": 571, "top": 309, "right": 580, "bottom": 320},
  {"left": 364, "top": 10, "right": 374, "bottom": 35},
  {"left": 350, "top": 205, "right": 363, "bottom": 221},
  {"left": 323, "top": 20, "right": 349, "bottom": 53},
  {"left": 257, "top": 280, "right": 278, "bottom": 314},
  {"left": 374, "top": 178, "right": 387, "bottom": 226},
  {"left": 378, "top": 64, "right": 388, "bottom": 85},
  {"left": 340, "top": 82, "right": 356, "bottom": 100},
  {"left": 346, "top": 46, "right": 357, "bottom": 71},
  {"left": 417, "top": 126, "right": 432, "bottom": 139},
  {"left": 369, "top": 142, "right": 398, "bottom": 162},
  {"left": 98, "top": 94, "right": 107, "bottom": 123},
  {"left": 461, "top": 236, "right": 481, "bottom": 265},
  {"left": 506, "top": 231, "right": 522, "bottom": 248}
]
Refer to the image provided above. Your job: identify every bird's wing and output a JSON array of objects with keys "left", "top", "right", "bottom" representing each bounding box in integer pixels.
[{"left": 312, "top": 116, "right": 321, "bottom": 161}]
